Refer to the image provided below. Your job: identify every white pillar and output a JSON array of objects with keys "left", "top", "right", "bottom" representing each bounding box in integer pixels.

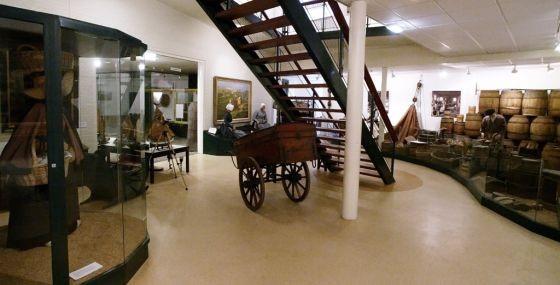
[
  {"left": 378, "top": 67, "right": 388, "bottom": 147},
  {"left": 342, "top": 0, "right": 367, "bottom": 220}
]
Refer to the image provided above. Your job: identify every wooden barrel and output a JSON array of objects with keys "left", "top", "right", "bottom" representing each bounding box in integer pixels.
[
  {"left": 456, "top": 114, "right": 464, "bottom": 122},
  {"left": 500, "top": 90, "right": 523, "bottom": 115},
  {"left": 530, "top": 116, "right": 556, "bottom": 142},
  {"left": 464, "top": 113, "right": 481, "bottom": 138},
  {"left": 506, "top": 115, "right": 529, "bottom": 140},
  {"left": 479, "top": 90, "right": 500, "bottom": 115},
  {"left": 557, "top": 123, "right": 560, "bottom": 142},
  {"left": 453, "top": 122, "right": 465, "bottom": 135},
  {"left": 548, "top": 90, "right": 560, "bottom": 117},
  {"left": 522, "top": 89, "right": 548, "bottom": 116},
  {"left": 468, "top": 106, "right": 476, "bottom": 114},
  {"left": 440, "top": 116, "right": 454, "bottom": 134},
  {"left": 542, "top": 143, "right": 560, "bottom": 170}
]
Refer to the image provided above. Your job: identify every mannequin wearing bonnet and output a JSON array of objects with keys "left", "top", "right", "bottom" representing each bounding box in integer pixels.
[
  {"left": 252, "top": 103, "right": 270, "bottom": 130},
  {"left": 219, "top": 103, "right": 245, "bottom": 139}
]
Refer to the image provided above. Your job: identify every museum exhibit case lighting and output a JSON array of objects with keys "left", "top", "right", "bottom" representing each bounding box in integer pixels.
[{"left": 0, "top": 4, "right": 149, "bottom": 284}]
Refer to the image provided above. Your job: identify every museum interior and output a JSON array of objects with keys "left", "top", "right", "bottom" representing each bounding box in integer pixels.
[{"left": 0, "top": 0, "right": 560, "bottom": 284}]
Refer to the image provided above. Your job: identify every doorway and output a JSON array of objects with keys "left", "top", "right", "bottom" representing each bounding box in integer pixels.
[{"left": 144, "top": 53, "right": 199, "bottom": 152}]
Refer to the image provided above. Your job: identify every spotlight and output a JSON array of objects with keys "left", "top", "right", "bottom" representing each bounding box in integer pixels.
[
  {"left": 547, "top": 64, "right": 554, "bottom": 72},
  {"left": 511, "top": 65, "right": 518, "bottom": 74},
  {"left": 387, "top": 24, "right": 403, "bottom": 34}
]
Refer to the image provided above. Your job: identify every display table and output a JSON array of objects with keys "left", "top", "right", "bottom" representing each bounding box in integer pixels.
[
  {"left": 146, "top": 144, "right": 189, "bottom": 184},
  {"left": 98, "top": 143, "right": 189, "bottom": 184}
]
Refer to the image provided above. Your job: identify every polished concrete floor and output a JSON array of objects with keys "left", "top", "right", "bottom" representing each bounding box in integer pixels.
[{"left": 130, "top": 154, "right": 560, "bottom": 284}]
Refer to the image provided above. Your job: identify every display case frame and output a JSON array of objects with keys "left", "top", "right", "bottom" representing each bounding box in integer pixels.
[{"left": 0, "top": 4, "right": 149, "bottom": 284}]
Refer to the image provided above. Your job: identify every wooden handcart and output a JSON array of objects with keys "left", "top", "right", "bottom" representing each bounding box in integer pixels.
[{"left": 232, "top": 122, "right": 317, "bottom": 211}]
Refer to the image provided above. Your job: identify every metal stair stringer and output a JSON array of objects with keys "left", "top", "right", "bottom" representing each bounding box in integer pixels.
[{"left": 279, "top": 0, "right": 395, "bottom": 184}]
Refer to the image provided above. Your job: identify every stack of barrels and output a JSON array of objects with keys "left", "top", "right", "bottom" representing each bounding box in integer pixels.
[{"left": 465, "top": 106, "right": 482, "bottom": 138}]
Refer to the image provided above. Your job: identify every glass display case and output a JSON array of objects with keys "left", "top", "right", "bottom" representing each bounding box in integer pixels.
[
  {"left": 0, "top": 5, "right": 148, "bottom": 284},
  {"left": 383, "top": 126, "right": 560, "bottom": 241}
]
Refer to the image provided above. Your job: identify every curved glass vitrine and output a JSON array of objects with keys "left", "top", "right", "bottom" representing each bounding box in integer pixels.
[
  {"left": 0, "top": 4, "right": 148, "bottom": 284},
  {"left": 383, "top": 132, "right": 560, "bottom": 242}
]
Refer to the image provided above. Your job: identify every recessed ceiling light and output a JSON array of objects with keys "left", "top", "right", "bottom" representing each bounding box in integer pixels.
[
  {"left": 440, "top": 42, "right": 451, "bottom": 49},
  {"left": 387, "top": 24, "right": 403, "bottom": 34},
  {"left": 439, "top": 70, "right": 448, "bottom": 78}
]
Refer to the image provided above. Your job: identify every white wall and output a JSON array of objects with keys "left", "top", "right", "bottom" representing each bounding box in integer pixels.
[
  {"left": 0, "top": 0, "right": 275, "bottom": 152},
  {"left": 372, "top": 65, "right": 560, "bottom": 131}
]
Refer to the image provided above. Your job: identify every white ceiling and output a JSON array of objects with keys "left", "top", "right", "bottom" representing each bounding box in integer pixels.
[{"left": 341, "top": 0, "right": 560, "bottom": 56}]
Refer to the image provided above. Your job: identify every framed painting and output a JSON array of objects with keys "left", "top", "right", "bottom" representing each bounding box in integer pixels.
[
  {"left": 213, "top": 76, "right": 251, "bottom": 124},
  {"left": 431, "top": 91, "right": 461, "bottom": 117}
]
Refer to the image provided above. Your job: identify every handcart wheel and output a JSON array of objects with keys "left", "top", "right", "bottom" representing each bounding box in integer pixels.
[
  {"left": 281, "top": 161, "right": 310, "bottom": 202},
  {"left": 239, "top": 157, "right": 265, "bottom": 211}
]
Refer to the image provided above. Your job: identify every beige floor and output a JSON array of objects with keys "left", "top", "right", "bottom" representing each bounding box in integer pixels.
[{"left": 130, "top": 154, "right": 560, "bottom": 285}]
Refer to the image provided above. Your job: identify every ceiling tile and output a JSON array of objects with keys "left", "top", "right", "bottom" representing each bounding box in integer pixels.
[
  {"left": 498, "top": 0, "right": 560, "bottom": 23},
  {"left": 445, "top": 4, "right": 502, "bottom": 23},
  {"left": 393, "top": 2, "right": 443, "bottom": 19},
  {"left": 408, "top": 13, "right": 454, "bottom": 28},
  {"left": 435, "top": 0, "right": 497, "bottom": 11},
  {"left": 420, "top": 23, "right": 465, "bottom": 40},
  {"left": 367, "top": 9, "right": 403, "bottom": 24},
  {"left": 372, "top": 0, "right": 432, "bottom": 9}
]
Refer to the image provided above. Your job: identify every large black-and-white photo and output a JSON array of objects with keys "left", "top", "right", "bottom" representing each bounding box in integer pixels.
[{"left": 431, "top": 91, "right": 461, "bottom": 117}]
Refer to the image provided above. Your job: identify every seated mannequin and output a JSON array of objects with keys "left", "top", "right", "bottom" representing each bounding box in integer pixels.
[
  {"left": 252, "top": 103, "right": 271, "bottom": 130},
  {"left": 219, "top": 103, "right": 245, "bottom": 139}
]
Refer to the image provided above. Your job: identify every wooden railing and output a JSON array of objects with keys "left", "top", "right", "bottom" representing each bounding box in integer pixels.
[{"left": 326, "top": 0, "right": 398, "bottom": 143}]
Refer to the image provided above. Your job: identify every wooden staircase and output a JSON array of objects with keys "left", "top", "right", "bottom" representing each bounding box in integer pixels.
[{"left": 196, "top": 0, "right": 397, "bottom": 184}]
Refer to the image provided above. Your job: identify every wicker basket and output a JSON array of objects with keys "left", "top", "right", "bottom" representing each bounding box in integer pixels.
[{"left": 12, "top": 141, "right": 72, "bottom": 186}]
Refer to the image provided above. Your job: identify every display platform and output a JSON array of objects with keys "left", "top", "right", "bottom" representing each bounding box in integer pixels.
[{"left": 383, "top": 146, "right": 560, "bottom": 242}]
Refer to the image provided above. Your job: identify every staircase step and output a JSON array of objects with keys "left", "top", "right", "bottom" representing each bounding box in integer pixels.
[
  {"left": 331, "top": 165, "right": 380, "bottom": 177},
  {"left": 318, "top": 143, "right": 366, "bottom": 152},
  {"left": 289, "top": 107, "right": 343, "bottom": 113},
  {"left": 317, "top": 135, "right": 345, "bottom": 142},
  {"left": 261, "top": 69, "right": 320, "bottom": 77},
  {"left": 278, "top": 96, "right": 336, "bottom": 101},
  {"left": 316, "top": 127, "right": 345, "bottom": 133},
  {"left": 302, "top": 0, "right": 326, "bottom": 5},
  {"left": 271, "top": 83, "right": 328, "bottom": 89},
  {"left": 215, "top": 0, "right": 279, "bottom": 20},
  {"left": 325, "top": 152, "right": 371, "bottom": 162},
  {"left": 249, "top": 53, "right": 310, "bottom": 64},
  {"left": 239, "top": 35, "right": 301, "bottom": 50},
  {"left": 297, "top": 117, "right": 344, "bottom": 123},
  {"left": 229, "top": 16, "right": 291, "bottom": 37}
]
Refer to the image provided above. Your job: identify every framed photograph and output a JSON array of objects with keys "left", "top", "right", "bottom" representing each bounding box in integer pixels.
[
  {"left": 213, "top": 76, "right": 252, "bottom": 124},
  {"left": 432, "top": 91, "right": 461, "bottom": 117}
]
